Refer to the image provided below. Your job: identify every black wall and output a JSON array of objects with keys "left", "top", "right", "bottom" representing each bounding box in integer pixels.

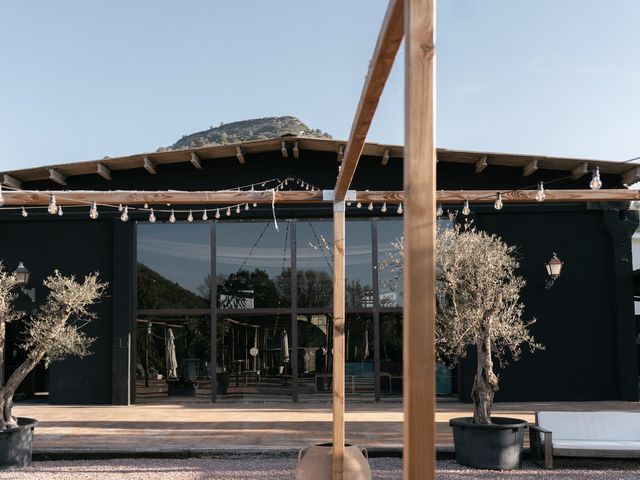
[{"left": 1, "top": 148, "right": 637, "bottom": 403}]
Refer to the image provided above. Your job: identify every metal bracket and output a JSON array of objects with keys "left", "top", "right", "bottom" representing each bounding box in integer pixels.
[{"left": 322, "top": 190, "right": 356, "bottom": 202}]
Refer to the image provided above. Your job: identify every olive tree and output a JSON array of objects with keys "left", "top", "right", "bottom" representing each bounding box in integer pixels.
[
  {"left": 381, "top": 221, "right": 542, "bottom": 424},
  {"left": 0, "top": 265, "right": 106, "bottom": 430}
]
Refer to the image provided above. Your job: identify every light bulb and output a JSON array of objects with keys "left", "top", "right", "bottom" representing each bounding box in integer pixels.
[
  {"left": 261, "top": 182, "right": 266, "bottom": 187},
  {"left": 118, "top": 204, "right": 123, "bottom": 212},
  {"left": 494, "top": 193, "right": 503, "bottom": 210},
  {"left": 226, "top": 206, "right": 231, "bottom": 216},
  {"left": 252, "top": 202, "right": 257, "bottom": 208},
  {"left": 202, "top": 210, "right": 209, "bottom": 221},
  {"left": 185, "top": 210, "right": 192, "bottom": 222},
  {"left": 306, "top": 184, "right": 310, "bottom": 190},
  {"left": 57, "top": 205, "right": 64, "bottom": 216},
  {"left": 536, "top": 182, "right": 545, "bottom": 202},
  {"left": 120, "top": 206, "right": 129, "bottom": 222},
  {"left": 356, "top": 202, "right": 362, "bottom": 208},
  {"left": 48, "top": 195, "right": 57, "bottom": 215},
  {"left": 21, "top": 207, "right": 28, "bottom": 218},
  {"left": 235, "top": 205, "right": 241, "bottom": 214},
  {"left": 436, "top": 204, "right": 444, "bottom": 216},
  {"left": 347, "top": 202, "right": 352, "bottom": 207},
  {"left": 149, "top": 209, "right": 156, "bottom": 223},
  {"left": 590, "top": 167, "right": 602, "bottom": 190},
  {"left": 215, "top": 208, "right": 220, "bottom": 219},
  {"left": 397, "top": 203, "right": 403, "bottom": 214},
  {"left": 169, "top": 209, "right": 176, "bottom": 223},
  {"left": 368, "top": 202, "right": 374, "bottom": 211},
  {"left": 462, "top": 200, "right": 470, "bottom": 216},
  {"left": 245, "top": 203, "right": 249, "bottom": 211},
  {"left": 250, "top": 184, "right": 255, "bottom": 191},
  {"left": 381, "top": 202, "right": 387, "bottom": 213},
  {"left": 144, "top": 203, "right": 149, "bottom": 209},
  {"left": 90, "top": 202, "right": 99, "bottom": 220},
  {"left": 0, "top": 185, "right": 4, "bottom": 207}
]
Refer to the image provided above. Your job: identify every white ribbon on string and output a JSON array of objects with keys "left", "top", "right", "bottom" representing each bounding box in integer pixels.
[{"left": 271, "top": 188, "right": 279, "bottom": 232}]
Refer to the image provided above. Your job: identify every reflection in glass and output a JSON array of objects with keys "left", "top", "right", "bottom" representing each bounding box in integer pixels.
[
  {"left": 216, "top": 222, "right": 291, "bottom": 309},
  {"left": 135, "top": 316, "right": 212, "bottom": 402},
  {"left": 378, "top": 220, "right": 404, "bottom": 307},
  {"left": 346, "top": 221, "right": 373, "bottom": 308},
  {"left": 137, "top": 224, "right": 211, "bottom": 309},
  {"left": 296, "top": 221, "right": 333, "bottom": 308},
  {"left": 380, "top": 313, "right": 402, "bottom": 396},
  {"left": 217, "top": 315, "right": 292, "bottom": 398}
]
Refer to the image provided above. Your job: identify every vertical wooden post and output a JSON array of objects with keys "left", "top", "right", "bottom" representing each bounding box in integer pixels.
[
  {"left": 404, "top": 0, "right": 436, "bottom": 479},
  {"left": 332, "top": 204, "right": 346, "bottom": 480}
]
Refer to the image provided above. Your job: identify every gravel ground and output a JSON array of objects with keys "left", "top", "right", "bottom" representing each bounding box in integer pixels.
[{"left": 0, "top": 458, "right": 639, "bottom": 479}]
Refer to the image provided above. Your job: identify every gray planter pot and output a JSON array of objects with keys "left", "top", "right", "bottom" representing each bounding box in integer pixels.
[
  {"left": 0, "top": 417, "right": 37, "bottom": 469},
  {"left": 449, "top": 416, "right": 526, "bottom": 470}
]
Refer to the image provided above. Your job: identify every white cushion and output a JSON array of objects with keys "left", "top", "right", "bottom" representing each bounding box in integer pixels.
[
  {"left": 553, "top": 440, "right": 640, "bottom": 451},
  {"left": 537, "top": 411, "right": 640, "bottom": 442}
]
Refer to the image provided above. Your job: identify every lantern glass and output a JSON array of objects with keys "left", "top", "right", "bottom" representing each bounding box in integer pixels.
[
  {"left": 549, "top": 261, "right": 562, "bottom": 276},
  {"left": 15, "top": 262, "right": 30, "bottom": 287}
]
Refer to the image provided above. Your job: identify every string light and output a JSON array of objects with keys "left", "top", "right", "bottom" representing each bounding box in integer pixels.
[
  {"left": 48, "top": 196, "right": 57, "bottom": 215},
  {"left": 149, "top": 209, "right": 156, "bottom": 223},
  {"left": 253, "top": 202, "right": 257, "bottom": 208},
  {"left": 0, "top": 185, "right": 4, "bottom": 207},
  {"left": 187, "top": 210, "right": 193, "bottom": 222},
  {"left": 144, "top": 203, "right": 148, "bottom": 209},
  {"left": 235, "top": 205, "right": 241, "bottom": 214},
  {"left": 356, "top": 202, "right": 362, "bottom": 208},
  {"left": 120, "top": 206, "right": 129, "bottom": 222},
  {"left": 381, "top": 202, "right": 387, "bottom": 213},
  {"left": 226, "top": 206, "right": 231, "bottom": 216},
  {"left": 397, "top": 203, "right": 403, "bottom": 214},
  {"left": 462, "top": 200, "right": 470, "bottom": 216},
  {"left": 118, "top": 204, "right": 123, "bottom": 212},
  {"left": 21, "top": 207, "right": 28, "bottom": 218},
  {"left": 245, "top": 203, "right": 250, "bottom": 211},
  {"left": 90, "top": 201, "right": 99, "bottom": 219},
  {"left": 436, "top": 204, "right": 443, "bottom": 216},
  {"left": 202, "top": 210, "right": 208, "bottom": 221},
  {"left": 494, "top": 192, "right": 503, "bottom": 210},
  {"left": 57, "top": 205, "right": 64, "bottom": 216},
  {"left": 368, "top": 202, "right": 374, "bottom": 211},
  {"left": 536, "top": 182, "right": 546, "bottom": 202},
  {"left": 169, "top": 209, "right": 176, "bottom": 223},
  {"left": 215, "top": 208, "right": 220, "bottom": 219},
  {"left": 590, "top": 167, "right": 602, "bottom": 190}
]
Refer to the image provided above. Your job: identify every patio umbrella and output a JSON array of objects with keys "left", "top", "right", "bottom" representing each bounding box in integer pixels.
[
  {"left": 280, "top": 329, "right": 290, "bottom": 365},
  {"left": 166, "top": 328, "right": 178, "bottom": 378}
]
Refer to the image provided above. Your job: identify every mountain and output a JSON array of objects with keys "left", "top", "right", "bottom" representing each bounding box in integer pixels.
[{"left": 160, "top": 116, "right": 332, "bottom": 151}]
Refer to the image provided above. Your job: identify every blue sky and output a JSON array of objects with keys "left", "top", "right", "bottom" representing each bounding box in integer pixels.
[{"left": 1, "top": 0, "right": 639, "bottom": 170}]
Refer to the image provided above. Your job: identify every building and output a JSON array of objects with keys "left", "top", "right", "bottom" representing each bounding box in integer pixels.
[{"left": 1, "top": 137, "right": 638, "bottom": 405}]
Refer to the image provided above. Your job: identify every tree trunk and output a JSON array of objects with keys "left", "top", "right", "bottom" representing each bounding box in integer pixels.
[
  {"left": 0, "top": 351, "right": 45, "bottom": 431},
  {"left": 471, "top": 321, "right": 499, "bottom": 424},
  {"left": 0, "top": 319, "right": 5, "bottom": 387}
]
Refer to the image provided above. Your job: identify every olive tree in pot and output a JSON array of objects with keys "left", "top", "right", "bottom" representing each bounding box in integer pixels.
[
  {"left": 382, "top": 221, "right": 542, "bottom": 470},
  {"left": 0, "top": 264, "right": 106, "bottom": 468}
]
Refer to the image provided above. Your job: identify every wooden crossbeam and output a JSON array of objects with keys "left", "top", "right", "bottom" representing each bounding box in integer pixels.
[
  {"left": 96, "top": 163, "right": 112, "bottom": 180},
  {"left": 293, "top": 142, "right": 299, "bottom": 159},
  {"left": 48, "top": 168, "right": 67, "bottom": 186},
  {"left": 621, "top": 167, "right": 640, "bottom": 186},
  {"left": 2, "top": 174, "right": 21, "bottom": 190},
  {"left": 2, "top": 189, "right": 639, "bottom": 206},
  {"left": 571, "top": 162, "right": 589, "bottom": 179},
  {"left": 236, "top": 146, "right": 245, "bottom": 164},
  {"left": 381, "top": 148, "right": 391, "bottom": 166},
  {"left": 337, "top": 145, "right": 344, "bottom": 163},
  {"left": 190, "top": 152, "right": 203, "bottom": 169},
  {"left": 143, "top": 157, "right": 156, "bottom": 175},
  {"left": 281, "top": 141, "right": 288, "bottom": 158},
  {"left": 523, "top": 159, "right": 538, "bottom": 177},
  {"left": 475, "top": 155, "right": 488, "bottom": 173},
  {"left": 333, "top": 0, "right": 404, "bottom": 201}
]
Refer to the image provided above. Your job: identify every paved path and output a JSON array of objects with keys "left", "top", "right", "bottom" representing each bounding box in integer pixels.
[
  {"left": 2, "top": 458, "right": 640, "bottom": 479},
  {"left": 12, "top": 400, "right": 640, "bottom": 455}
]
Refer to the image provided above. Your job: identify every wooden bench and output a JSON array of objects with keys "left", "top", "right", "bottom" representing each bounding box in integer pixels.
[{"left": 529, "top": 411, "right": 640, "bottom": 469}]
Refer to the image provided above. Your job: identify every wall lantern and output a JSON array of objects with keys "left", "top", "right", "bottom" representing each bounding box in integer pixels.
[
  {"left": 545, "top": 253, "right": 563, "bottom": 290},
  {"left": 15, "top": 261, "right": 36, "bottom": 302}
]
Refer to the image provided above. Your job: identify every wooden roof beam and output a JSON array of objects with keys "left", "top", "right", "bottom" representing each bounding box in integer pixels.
[
  {"left": 381, "top": 148, "right": 390, "bottom": 166},
  {"left": 293, "top": 142, "right": 299, "bottom": 159},
  {"left": 143, "top": 157, "right": 157, "bottom": 175},
  {"left": 337, "top": 145, "right": 344, "bottom": 163},
  {"left": 48, "top": 168, "right": 67, "bottom": 186},
  {"left": 281, "top": 141, "right": 288, "bottom": 158},
  {"left": 570, "top": 162, "right": 589, "bottom": 179},
  {"left": 475, "top": 155, "right": 488, "bottom": 174},
  {"left": 96, "top": 163, "right": 112, "bottom": 180},
  {"left": 236, "top": 146, "right": 245, "bottom": 164},
  {"left": 523, "top": 159, "right": 538, "bottom": 177},
  {"left": 190, "top": 152, "right": 203, "bottom": 169},
  {"left": 333, "top": 0, "right": 404, "bottom": 201},
  {"left": 622, "top": 166, "right": 640, "bottom": 186},
  {"left": 2, "top": 174, "right": 21, "bottom": 190}
]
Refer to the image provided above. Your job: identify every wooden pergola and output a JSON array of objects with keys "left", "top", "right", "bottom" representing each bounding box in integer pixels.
[{"left": 2, "top": 1, "right": 639, "bottom": 478}]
